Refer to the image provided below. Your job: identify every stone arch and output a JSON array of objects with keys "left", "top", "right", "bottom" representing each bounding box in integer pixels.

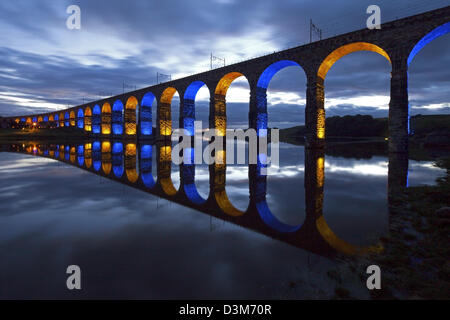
[
  {"left": 64, "top": 112, "right": 70, "bottom": 127},
  {"left": 69, "top": 110, "right": 76, "bottom": 127},
  {"left": 92, "top": 104, "right": 101, "bottom": 134},
  {"left": 318, "top": 42, "right": 391, "bottom": 80},
  {"left": 140, "top": 92, "right": 156, "bottom": 136},
  {"left": 77, "top": 109, "right": 84, "bottom": 129},
  {"left": 182, "top": 80, "right": 210, "bottom": 204},
  {"left": 101, "top": 141, "right": 112, "bottom": 175},
  {"left": 213, "top": 72, "right": 250, "bottom": 217},
  {"left": 159, "top": 87, "right": 178, "bottom": 136},
  {"left": 125, "top": 96, "right": 138, "bottom": 135},
  {"left": 408, "top": 22, "right": 450, "bottom": 66},
  {"left": 112, "top": 100, "right": 124, "bottom": 135},
  {"left": 125, "top": 143, "right": 139, "bottom": 183},
  {"left": 112, "top": 142, "right": 124, "bottom": 178},
  {"left": 101, "top": 103, "right": 112, "bottom": 134},
  {"left": 84, "top": 107, "right": 92, "bottom": 132},
  {"left": 140, "top": 144, "right": 156, "bottom": 188}
]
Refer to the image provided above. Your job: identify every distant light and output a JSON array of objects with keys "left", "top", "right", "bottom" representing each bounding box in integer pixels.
[
  {"left": 385, "top": 138, "right": 388, "bottom": 141},
  {"left": 33, "top": 122, "right": 37, "bottom": 126}
]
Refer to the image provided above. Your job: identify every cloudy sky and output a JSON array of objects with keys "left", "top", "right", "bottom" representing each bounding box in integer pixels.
[{"left": 0, "top": 0, "right": 449, "bottom": 128}]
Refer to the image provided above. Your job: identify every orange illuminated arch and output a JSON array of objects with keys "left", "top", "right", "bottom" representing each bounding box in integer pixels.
[
  {"left": 84, "top": 143, "right": 92, "bottom": 168},
  {"left": 49, "top": 115, "right": 54, "bottom": 122},
  {"left": 101, "top": 103, "right": 112, "bottom": 134},
  {"left": 69, "top": 111, "right": 76, "bottom": 126},
  {"left": 37, "top": 116, "right": 43, "bottom": 123},
  {"left": 26, "top": 117, "right": 32, "bottom": 125},
  {"left": 69, "top": 146, "right": 76, "bottom": 163},
  {"left": 59, "top": 112, "right": 65, "bottom": 127},
  {"left": 84, "top": 106, "right": 92, "bottom": 132},
  {"left": 159, "top": 144, "right": 177, "bottom": 196},
  {"left": 215, "top": 72, "right": 244, "bottom": 96},
  {"left": 318, "top": 42, "right": 391, "bottom": 79},
  {"left": 159, "top": 87, "right": 178, "bottom": 136},
  {"left": 125, "top": 143, "right": 138, "bottom": 183},
  {"left": 125, "top": 96, "right": 138, "bottom": 135},
  {"left": 101, "top": 141, "right": 112, "bottom": 174}
]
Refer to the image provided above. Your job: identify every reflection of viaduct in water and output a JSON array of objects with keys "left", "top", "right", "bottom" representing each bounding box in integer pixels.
[
  {"left": 1, "top": 7, "right": 450, "bottom": 154},
  {"left": 1, "top": 140, "right": 409, "bottom": 258}
]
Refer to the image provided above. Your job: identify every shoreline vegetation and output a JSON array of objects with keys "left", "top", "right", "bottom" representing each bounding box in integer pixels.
[{"left": 340, "top": 157, "right": 450, "bottom": 300}]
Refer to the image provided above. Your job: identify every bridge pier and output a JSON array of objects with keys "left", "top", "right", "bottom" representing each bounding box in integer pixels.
[
  {"left": 305, "top": 75, "right": 326, "bottom": 149},
  {"left": 389, "top": 53, "right": 410, "bottom": 153}
]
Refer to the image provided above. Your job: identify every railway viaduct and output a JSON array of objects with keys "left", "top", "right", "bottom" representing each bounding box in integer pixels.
[{"left": 1, "top": 6, "right": 450, "bottom": 153}]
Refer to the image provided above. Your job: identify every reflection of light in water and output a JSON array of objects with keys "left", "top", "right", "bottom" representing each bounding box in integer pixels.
[
  {"left": 408, "top": 161, "right": 446, "bottom": 186},
  {"left": 325, "top": 161, "right": 388, "bottom": 176}
]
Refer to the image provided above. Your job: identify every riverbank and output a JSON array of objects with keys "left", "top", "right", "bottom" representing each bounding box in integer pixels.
[{"left": 340, "top": 157, "right": 450, "bottom": 299}]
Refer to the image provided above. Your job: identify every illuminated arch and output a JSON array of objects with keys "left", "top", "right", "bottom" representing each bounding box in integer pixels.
[
  {"left": 69, "top": 146, "right": 76, "bottom": 163},
  {"left": 92, "top": 141, "right": 101, "bottom": 171},
  {"left": 254, "top": 153, "right": 303, "bottom": 233},
  {"left": 318, "top": 42, "right": 391, "bottom": 80},
  {"left": 60, "top": 112, "right": 65, "bottom": 127},
  {"left": 125, "top": 143, "right": 139, "bottom": 183},
  {"left": 408, "top": 22, "right": 450, "bottom": 66},
  {"left": 141, "top": 92, "right": 155, "bottom": 136},
  {"left": 213, "top": 72, "right": 249, "bottom": 216},
  {"left": 184, "top": 81, "right": 207, "bottom": 136},
  {"left": 112, "top": 142, "right": 124, "bottom": 178},
  {"left": 101, "top": 103, "right": 112, "bottom": 134},
  {"left": 159, "top": 144, "right": 177, "bottom": 196},
  {"left": 43, "top": 115, "right": 49, "bottom": 122},
  {"left": 256, "top": 60, "right": 306, "bottom": 133},
  {"left": 26, "top": 117, "right": 32, "bottom": 126},
  {"left": 69, "top": 111, "right": 76, "bottom": 127},
  {"left": 77, "top": 145, "right": 84, "bottom": 166},
  {"left": 140, "top": 144, "right": 155, "bottom": 188},
  {"left": 77, "top": 109, "right": 84, "bottom": 129},
  {"left": 159, "top": 87, "right": 178, "bottom": 136},
  {"left": 182, "top": 81, "right": 210, "bottom": 204},
  {"left": 84, "top": 107, "right": 92, "bottom": 132},
  {"left": 125, "top": 96, "right": 138, "bottom": 135},
  {"left": 112, "top": 100, "right": 124, "bottom": 135},
  {"left": 101, "top": 141, "right": 112, "bottom": 174},
  {"left": 84, "top": 143, "right": 92, "bottom": 168},
  {"left": 92, "top": 104, "right": 101, "bottom": 134},
  {"left": 37, "top": 116, "right": 43, "bottom": 124}
]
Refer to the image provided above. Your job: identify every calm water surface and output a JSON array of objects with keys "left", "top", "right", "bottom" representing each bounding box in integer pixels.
[{"left": 0, "top": 141, "right": 445, "bottom": 299}]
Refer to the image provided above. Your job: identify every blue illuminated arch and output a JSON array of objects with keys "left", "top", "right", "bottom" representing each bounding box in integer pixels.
[
  {"left": 182, "top": 147, "right": 206, "bottom": 204},
  {"left": 183, "top": 81, "right": 207, "bottom": 136},
  {"left": 112, "top": 142, "right": 124, "bottom": 178},
  {"left": 43, "top": 116, "right": 49, "bottom": 122},
  {"left": 77, "top": 109, "right": 84, "bottom": 129},
  {"left": 92, "top": 104, "right": 101, "bottom": 134},
  {"left": 20, "top": 117, "right": 26, "bottom": 123},
  {"left": 32, "top": 116, "right": 37, "bottom": 123},
  {"left": 77, "top": 145, "right": 84, "bottom": 166},
  {"left": 64, "top": 112, "right": 70, "bottom": 127},
  {"left": 256, "top": 60, "right": 305, "bottom": 133},
  {"left": 112, "top": 100, "right": 124, "bottom": 135},
  {"left": 64, "top": 145, "right": 70, "bottom": 161},
  {"left": 140, "top": 145, "right": 156, "bottom": 188},
  {"left": 92, "top": 141, "right": 101, "bottom": 171},
  {"left": 408, "top": 22, "right": 450, "bottom": 66},
  {"left": 254, "top": 153, "right": 303, "bottom": 233},
  {"left": 257, "top": 60, "right": 302, "bottom": 89},
  {"left": 141, "top": 92, "right": 155, "bottom": 136}
]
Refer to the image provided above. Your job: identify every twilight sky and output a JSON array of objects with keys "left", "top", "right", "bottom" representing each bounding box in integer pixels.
[{"left": 0, "top": 0, "right": 449, "bottom": 128}]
